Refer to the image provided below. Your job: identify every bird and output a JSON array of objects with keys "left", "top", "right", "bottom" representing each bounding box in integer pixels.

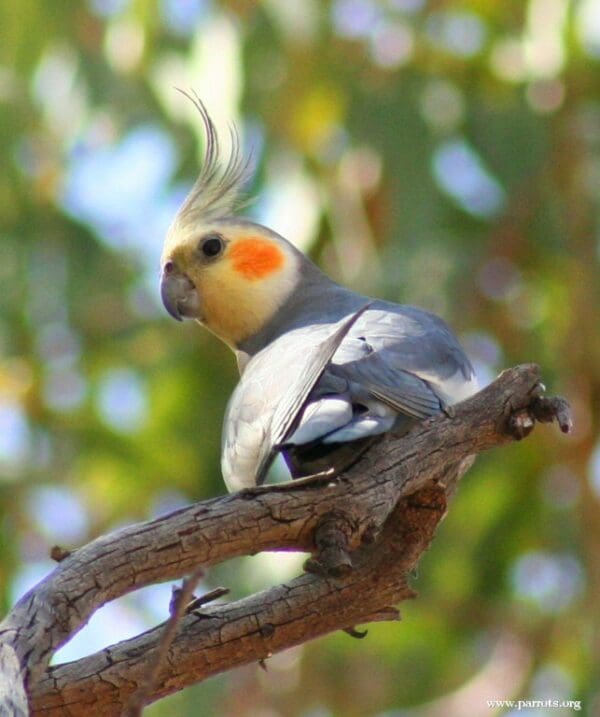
[{"left": 160, "top": 94, "right": 478, "bottom": 493}]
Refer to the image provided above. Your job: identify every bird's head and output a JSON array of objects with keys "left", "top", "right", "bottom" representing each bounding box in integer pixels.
[{"left": 160, "top": 94, "right": 300, "bottom": 348}]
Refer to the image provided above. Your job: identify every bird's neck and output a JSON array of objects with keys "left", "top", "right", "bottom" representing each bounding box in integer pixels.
[{"left": 236, "top": 262, "right": 365, "bottom": 358}]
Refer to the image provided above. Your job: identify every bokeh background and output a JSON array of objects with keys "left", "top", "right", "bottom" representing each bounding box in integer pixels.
[{"left": 1, "top": 0, "right": 599, "bottom": 715}]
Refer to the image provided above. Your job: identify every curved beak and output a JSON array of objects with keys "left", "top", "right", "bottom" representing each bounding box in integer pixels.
[{"left": 160, "top": 270, "right": 199, "bottom": 321}]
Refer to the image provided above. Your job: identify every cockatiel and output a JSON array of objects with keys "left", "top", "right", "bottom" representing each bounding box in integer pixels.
[{"left": 161, "top": 95, "right": 478, "bottom": 493}]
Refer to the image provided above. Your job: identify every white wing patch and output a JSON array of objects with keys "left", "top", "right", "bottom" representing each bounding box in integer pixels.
[
  {"left": 286, "top": 397, "right": 353, "bottom": 445},
  {"left": 322, "top": 415, "right": 394, "bottom": 443}
]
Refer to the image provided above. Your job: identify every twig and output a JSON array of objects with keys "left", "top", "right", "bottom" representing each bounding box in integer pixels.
[
  {"left": 186, "top": 587, "right": 230, "bottom": 614},
  {"left": 124, "top": 566, "right": 204, "bottom": 717}
]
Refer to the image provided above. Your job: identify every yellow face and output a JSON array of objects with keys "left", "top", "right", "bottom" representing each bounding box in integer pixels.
[{"left": 160, "top": 221, "right": 299, "bottom": 347}]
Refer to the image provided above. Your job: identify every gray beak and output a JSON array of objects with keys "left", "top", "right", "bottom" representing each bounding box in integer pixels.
[{"left": 160, "top": 269, "right": 198, "bottom": 321}]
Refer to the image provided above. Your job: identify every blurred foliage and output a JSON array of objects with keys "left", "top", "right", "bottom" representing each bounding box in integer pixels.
[{"left": 1, "top": 0, "right": 599, "bottom": 715}]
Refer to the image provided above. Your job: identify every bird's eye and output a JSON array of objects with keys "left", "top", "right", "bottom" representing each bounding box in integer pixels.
[{"left": 199, "top": 233, "right": 224, "bottom": 259}]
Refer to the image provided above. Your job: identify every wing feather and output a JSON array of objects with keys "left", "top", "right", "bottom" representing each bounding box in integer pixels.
[{"left": 253, "top": 303, "right": 371, "bottom": 484}]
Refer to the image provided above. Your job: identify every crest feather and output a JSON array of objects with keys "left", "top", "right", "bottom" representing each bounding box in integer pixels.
[{"left": 176, "top": 89, "right": 252, "bottom": 224}]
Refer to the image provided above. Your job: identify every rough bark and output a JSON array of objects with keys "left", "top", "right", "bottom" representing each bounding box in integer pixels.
[{"left": 0, "top": 364, "right": 571, "bottom": 716}]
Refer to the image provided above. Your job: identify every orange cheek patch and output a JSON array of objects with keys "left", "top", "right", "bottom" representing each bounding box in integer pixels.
[{"left": 229, "top": 237, "right": 285, "bottom": 280}]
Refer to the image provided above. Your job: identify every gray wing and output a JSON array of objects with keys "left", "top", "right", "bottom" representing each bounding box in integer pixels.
[
  {"left": 253, "top": 304, "right": 371, "bottom": 484},
  {"left": 287, "top": 304, "right": 477, "bottom": 447},
  {"left": 221, "top": 305, "right": 370, "bottom": 492},
  {"left": 339, "top": 303, "right": 476, "bottom": 404},
  {"left": 330, "top": 349, "right": 444, "bottom": 419}
]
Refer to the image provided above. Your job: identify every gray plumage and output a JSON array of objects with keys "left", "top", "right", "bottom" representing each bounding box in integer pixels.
[{"left": 221, "top": 258, "right": 477, "bottom": 492}]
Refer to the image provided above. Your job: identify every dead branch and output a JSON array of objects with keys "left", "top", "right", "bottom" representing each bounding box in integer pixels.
[{"left": 0, "top": 364, "right": 571, "bottom": 716}]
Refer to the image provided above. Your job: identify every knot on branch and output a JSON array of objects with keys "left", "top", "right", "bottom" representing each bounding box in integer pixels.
[
  {"left": 304, "top": 511, "right": 357, "bottom": 577},
  {"left": 529, "top": 395, "right": 573, "bottom": 433},
  {"left": 50, "top": 546, "right": 73, "bottom": 563},
  {"left": 507, "top": 392, "right": 573, "bottom": 440},
  {"left": 487, "top": 367, "right": 572, "bottom": 442}
]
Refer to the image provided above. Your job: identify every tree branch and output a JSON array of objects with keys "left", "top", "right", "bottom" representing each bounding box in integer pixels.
[{"left": 0, "top": 364, "right": 571, "bottom": 716}]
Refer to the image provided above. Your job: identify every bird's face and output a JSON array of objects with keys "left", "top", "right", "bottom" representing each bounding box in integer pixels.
[{"left": 160, "top": 220, "right": 300, "bottom": 347}]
